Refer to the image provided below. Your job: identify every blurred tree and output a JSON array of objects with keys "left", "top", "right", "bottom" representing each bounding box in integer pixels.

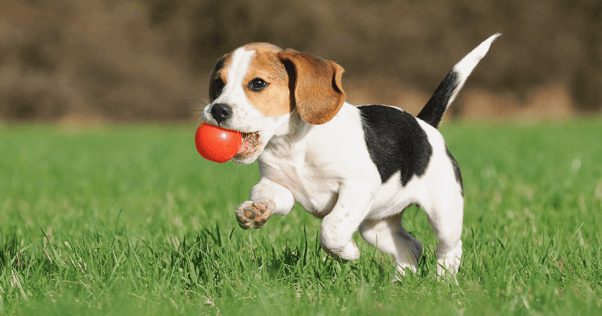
[{"left": 0, "top": 0, "right": 600, "bottom": 120}]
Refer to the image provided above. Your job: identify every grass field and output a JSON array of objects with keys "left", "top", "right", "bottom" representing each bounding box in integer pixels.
[{"left": 1, "top": 119, "right": 601, "bottom": 315}]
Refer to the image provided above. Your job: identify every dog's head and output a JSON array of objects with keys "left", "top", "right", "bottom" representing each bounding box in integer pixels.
[{"left": 201, "top": 43, "right": 346, "bottom": 164}]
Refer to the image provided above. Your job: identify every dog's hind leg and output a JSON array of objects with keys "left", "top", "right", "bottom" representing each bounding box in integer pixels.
[
  {"left": 359, "top": 213, "right": 423, "bottom": 278},
  {"left": 424, "top": 193, "right": 464, "bottom": 276}
]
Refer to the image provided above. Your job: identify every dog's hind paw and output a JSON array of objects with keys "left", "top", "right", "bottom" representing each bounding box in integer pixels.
[{"left": 235, "top": 199, "right": 274, "bottom": 229}]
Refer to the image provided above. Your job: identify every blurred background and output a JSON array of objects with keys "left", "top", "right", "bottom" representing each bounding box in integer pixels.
[{"left": 0, "top": 0, "right": 600, "bottom": 123}]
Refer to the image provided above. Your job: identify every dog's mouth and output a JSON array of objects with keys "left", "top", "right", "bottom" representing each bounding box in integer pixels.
[{"left": 235, "top": 131, "right": 261, "bottom": 158}]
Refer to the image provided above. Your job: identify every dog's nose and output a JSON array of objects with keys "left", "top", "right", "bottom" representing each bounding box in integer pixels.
[{"left": 210, "top": 103, "right": 232, "bottom": 124}]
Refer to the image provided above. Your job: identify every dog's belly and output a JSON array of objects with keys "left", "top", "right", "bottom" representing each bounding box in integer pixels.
[
  {"left": 366, "top": 171, "right": 426, "bottom": 221},
  {"left": 296, "top": 189, "right": 340, "bottom": 219},
  {"left": 262, "top": 161, "right": 425, "bottom": 221}
]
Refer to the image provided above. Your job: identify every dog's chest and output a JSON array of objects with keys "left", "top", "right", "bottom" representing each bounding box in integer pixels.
[{"left": 259, "top": 148, "right": 341, "bottom": 218}]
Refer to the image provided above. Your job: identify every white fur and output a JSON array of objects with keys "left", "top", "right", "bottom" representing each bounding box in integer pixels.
[{"left": 201, "top": 36, "right": 496, "bottom": 277}]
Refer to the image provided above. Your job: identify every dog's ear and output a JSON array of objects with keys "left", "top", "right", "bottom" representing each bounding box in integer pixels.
[{"left": 278, "top": 49, "right": 346, "bottom": 125}]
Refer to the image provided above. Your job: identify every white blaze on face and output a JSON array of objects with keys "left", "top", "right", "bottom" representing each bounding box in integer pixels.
[
  {"left": 215, "top": 47, "right": 255, "bottom": 108},
  {"left": 225, "top": 48, "right": 255, "bottom": 97}
]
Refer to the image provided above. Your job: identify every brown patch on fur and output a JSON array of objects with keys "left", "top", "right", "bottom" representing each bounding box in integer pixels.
[
  {"left": 278, "top": 49, "right": 346, "bottom": 125},
  {"left": 242, "top": 43, "right": 283, "bottom": 54},
  {"left": 242, "top": 44, "right": 292, "bottom": 117}
]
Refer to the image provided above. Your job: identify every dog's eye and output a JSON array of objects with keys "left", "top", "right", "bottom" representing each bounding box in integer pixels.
[
  {"left": 248, "top": 78, "right": 269, "bottom": 92},
  {"left": 210, "top": 78, "right": 225, "bottom": 101}
]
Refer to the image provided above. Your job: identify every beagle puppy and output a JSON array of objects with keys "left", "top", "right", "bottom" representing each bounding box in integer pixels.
[{"left": 201, "top": 34, "right": 499, "bottom": 277}]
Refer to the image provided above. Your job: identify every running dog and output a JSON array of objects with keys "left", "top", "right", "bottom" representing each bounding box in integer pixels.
[{"left": 201, "top": 34, "right": 499, "bottom": 276}]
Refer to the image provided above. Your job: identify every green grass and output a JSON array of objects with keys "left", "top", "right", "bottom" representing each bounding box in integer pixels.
[{"left": 1, "top": 119, "right": 601, "bottom": 315}]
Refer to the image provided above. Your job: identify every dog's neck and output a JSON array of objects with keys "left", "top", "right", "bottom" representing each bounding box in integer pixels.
[
  {"left": 285, "top": 109, "right": 314, "bottom": 141},
  {"left": 259, "top": 110, "right": 316, "bottom": 161}
]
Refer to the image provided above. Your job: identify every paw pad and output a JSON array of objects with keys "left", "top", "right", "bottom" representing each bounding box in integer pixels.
[{"left": 235, "top": 199, "right": 274, "bottom": 229}]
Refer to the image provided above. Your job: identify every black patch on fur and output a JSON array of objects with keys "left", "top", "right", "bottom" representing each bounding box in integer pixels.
[
  {"left": 210, "top": 78, "right": 225, "bottom": 102},
  {"left": 359, "top": 105, "right": 432, "bottom": 186},
  {"left": 213, "top": 56, "right": 227, "bottom": 73},
  {"left": 417, "top": 70, "right": 459, "bottom": 128},
  {"left": 209, "top": 56, "right": 228, "bottom": 102},
  {"left": 445, "top": 146, "right": 464, "bottom": 196}
]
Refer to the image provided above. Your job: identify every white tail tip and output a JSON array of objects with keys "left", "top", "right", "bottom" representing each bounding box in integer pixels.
[{"left": 453, "top": 33, "right": 501, "bottom": 80}]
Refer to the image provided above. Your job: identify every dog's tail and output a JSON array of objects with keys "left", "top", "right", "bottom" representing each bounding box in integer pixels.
[{"left": 417, "top": 33, "right": 500, "bottom": 128}]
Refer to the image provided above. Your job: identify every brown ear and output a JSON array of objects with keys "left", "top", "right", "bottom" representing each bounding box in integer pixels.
[{"left": 278, "top": 49, "right": 346, "bottom": 125}]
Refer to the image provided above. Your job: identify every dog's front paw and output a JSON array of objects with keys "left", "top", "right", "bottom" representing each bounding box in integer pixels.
[{"left": 235, "top": 199, "right": 274, "bottom": 229}]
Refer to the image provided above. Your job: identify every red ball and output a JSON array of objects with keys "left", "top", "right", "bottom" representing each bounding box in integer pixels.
[{"left": 195, "top": 123, "right": 242, "bottom": 163}]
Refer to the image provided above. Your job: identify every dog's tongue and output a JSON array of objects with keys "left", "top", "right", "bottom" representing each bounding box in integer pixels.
[{"left": 238, "top": 140, "right": 251, "bottom": 153}]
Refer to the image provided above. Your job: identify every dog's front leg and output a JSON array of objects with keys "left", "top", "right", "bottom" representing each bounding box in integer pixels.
[
  {"left": 320, "top": 182, "right": 376, "bottom": 261},
  {"left": 235, "top": 178, "right": 295, "bottom": 229}
]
